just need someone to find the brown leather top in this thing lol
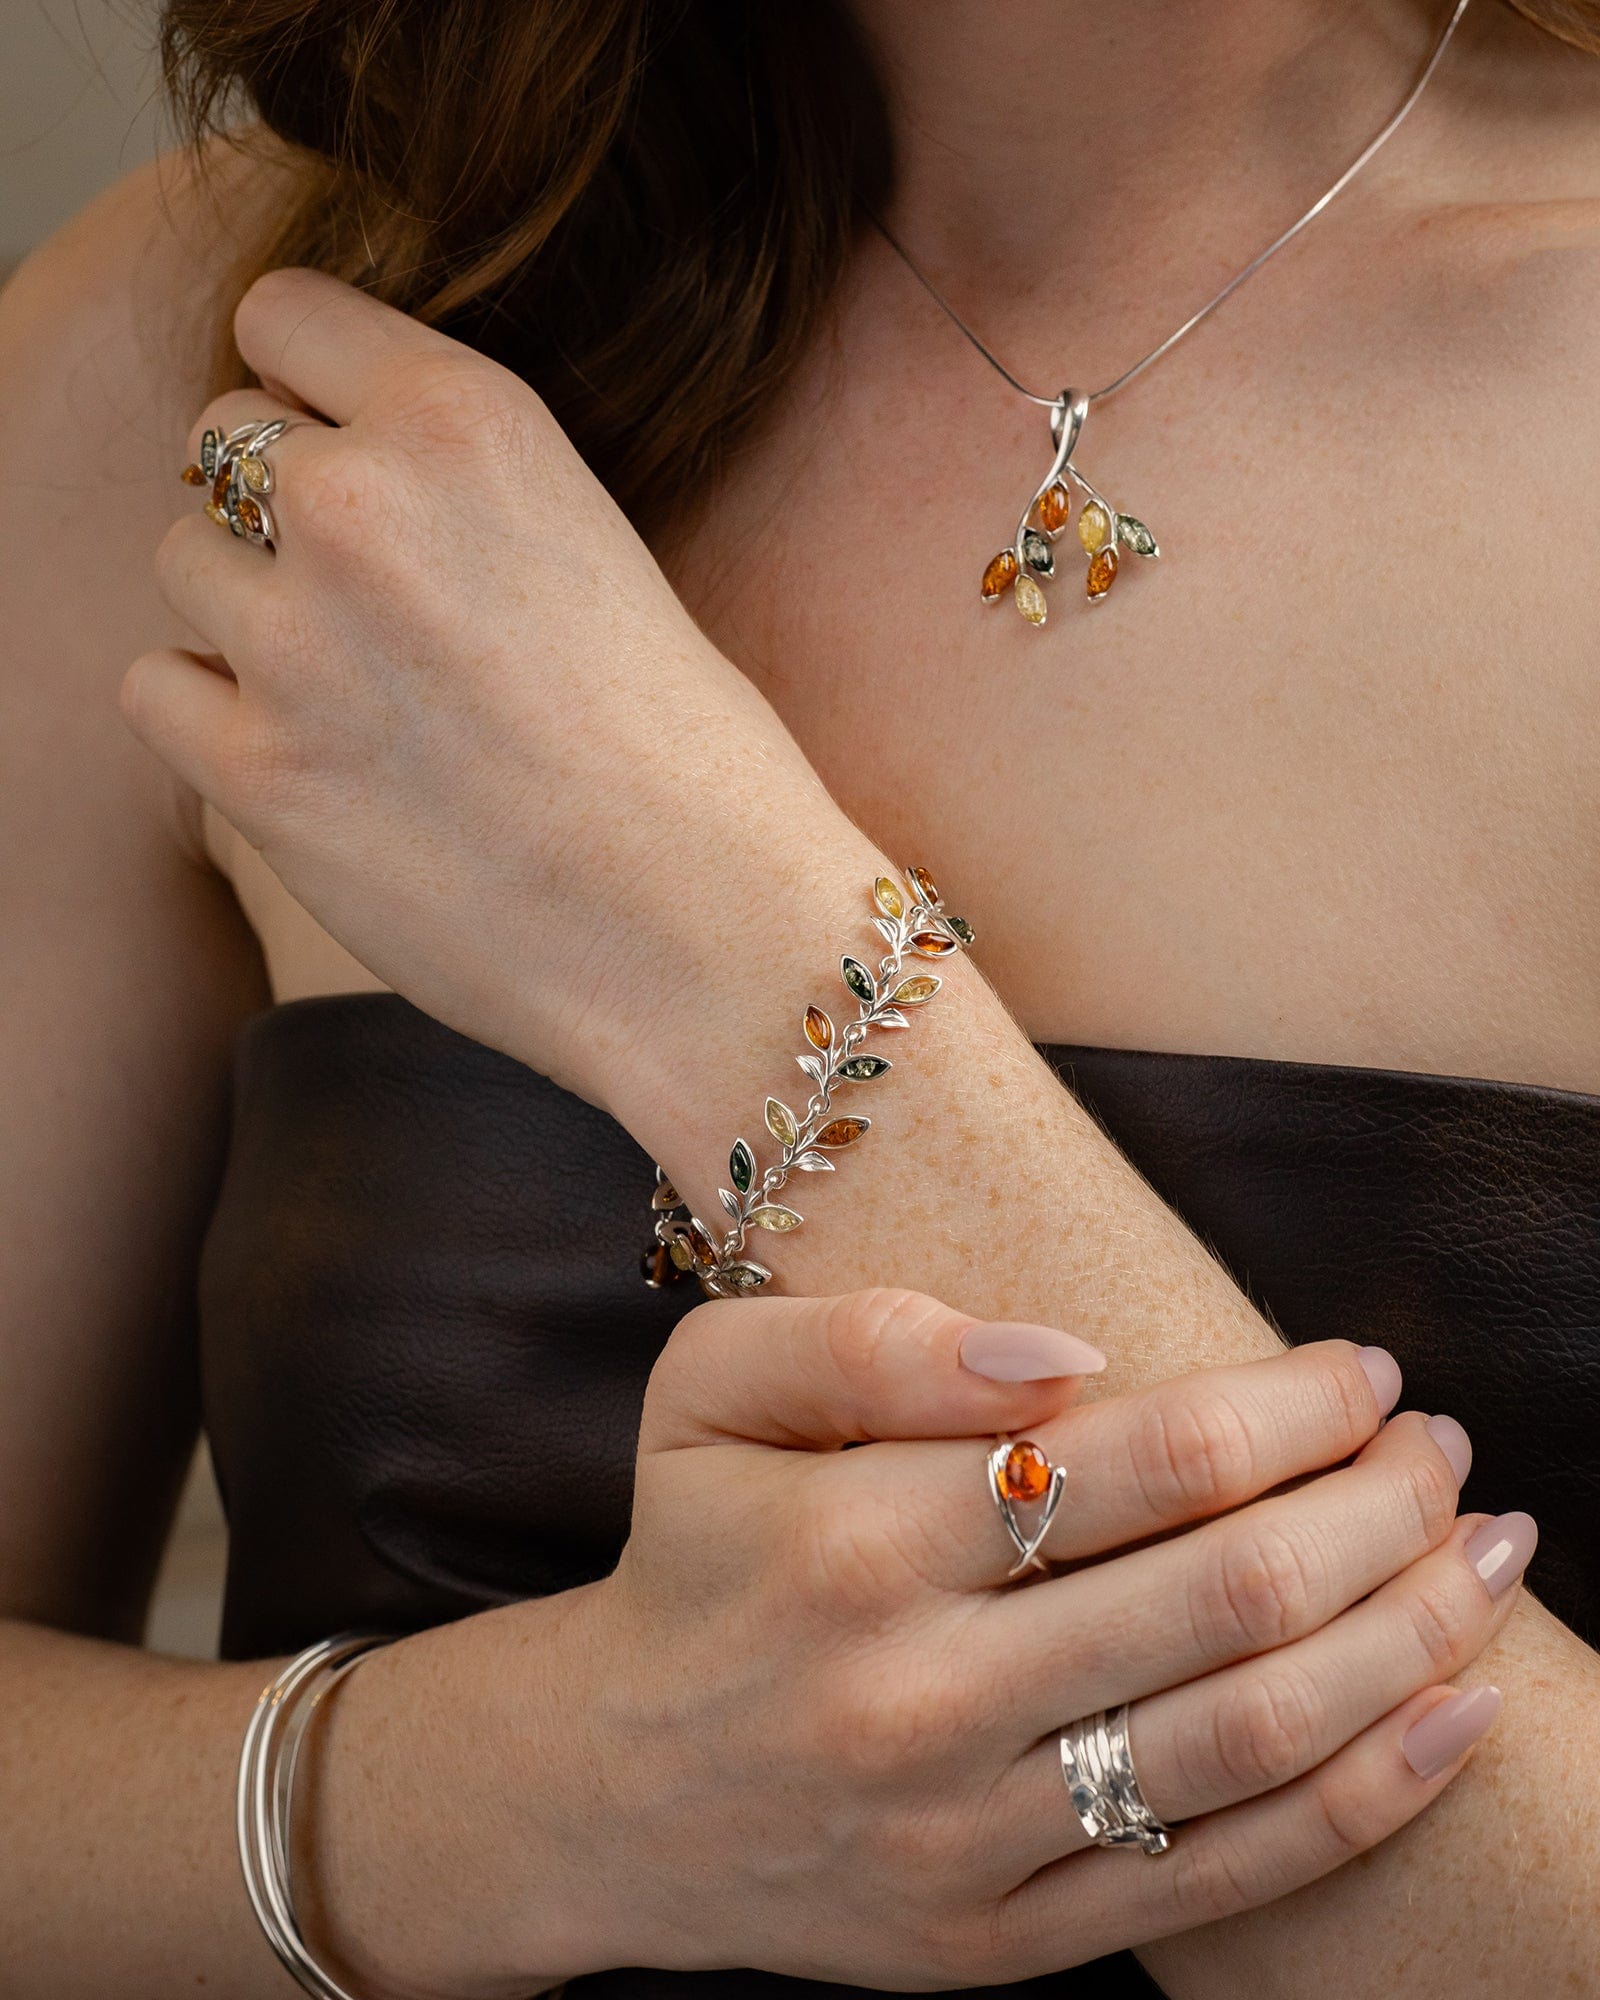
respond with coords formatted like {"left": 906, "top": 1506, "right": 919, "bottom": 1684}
{"left": 197, "top": 995, "right": 1600, "bottom": 1999}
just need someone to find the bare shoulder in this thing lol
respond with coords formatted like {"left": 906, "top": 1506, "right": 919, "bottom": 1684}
{"left": 1, "top": 133, "right": 300, "bottom": 473}
{"left": 0, "top": 134, "right": 301, "bottom": 839}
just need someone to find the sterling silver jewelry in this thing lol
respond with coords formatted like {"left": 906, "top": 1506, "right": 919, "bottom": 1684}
{"left": 182, "top": 417, "right": 294, "bottom": 551}
{"left": 642, "top": 865, "right": 975, "bottom": 1297}
{"left": 237, "top": 1631, "right": 394, "bottom": 1998}
{"left": 871, "top": 0, "right": 1472, "bottom": 623}
{"left": 986, "top": 1436, "right": 1067, "bottom": 1578}
{"left": 1059, "top": 1703, "right": 1174, "bottom": 1857}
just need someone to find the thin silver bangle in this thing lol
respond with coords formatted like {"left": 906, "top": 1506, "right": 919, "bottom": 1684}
{"left": 237, "top": 1632, "right": 395, "bottom": 1999}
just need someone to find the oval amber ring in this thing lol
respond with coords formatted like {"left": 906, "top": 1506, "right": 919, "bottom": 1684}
{"left": 986, "top": 1436, "right": 1066, "bottom": 1579}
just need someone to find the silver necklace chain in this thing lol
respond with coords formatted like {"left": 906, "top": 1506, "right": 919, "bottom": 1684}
{"left": 872, "top": 0, "right": 1471, "bottom": 412}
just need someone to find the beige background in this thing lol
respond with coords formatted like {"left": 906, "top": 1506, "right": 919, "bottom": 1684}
{"left": 2, "top": 1, "right": 226, "bottom": 1659}
{"left": 0, "top": 2, "right": 167, "bottom": 265}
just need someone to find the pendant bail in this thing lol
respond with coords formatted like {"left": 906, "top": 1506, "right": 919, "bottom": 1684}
{"left": 1050, "top": 390, "right": 1089, "bottom": 461}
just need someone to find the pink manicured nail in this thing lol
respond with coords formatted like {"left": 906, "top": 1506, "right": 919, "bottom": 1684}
{"left": 1426, "top": 1413, "right": 1472, "bottom": 1485}
{"left": 960, "top": 1321, "right": 1107, "bottom": 1380}
{"left": 1402, "top": 1684, "right": 1502, "bottom": 1780}
{"left": 1464, "top": 1511, "right": 1538, "bottom": 1599}
{"left": 1357, "top": 1346, "right": 1402, "bottom": 1416}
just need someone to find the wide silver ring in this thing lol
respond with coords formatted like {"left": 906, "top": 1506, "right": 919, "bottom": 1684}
{"left": 1059, "top": 1702, "right": 1173, "bottom": 1856}
{"left": 986, "top": 1436, "right": 1066, "bottom": 1578}
{"left": 183, "top": 417, "right": 297, "bottom": 552}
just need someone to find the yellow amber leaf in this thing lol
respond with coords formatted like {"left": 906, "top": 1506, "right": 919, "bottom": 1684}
{"left": 891, "top": 974, "right": 941, "bottom": 1004}
{"left": 765, "top": 1097, "right": 798, "bottom": 1146}
{"left": 749, "top": 1203, "right": 803, "bottom": 1232}
{"left": 873, "top": 875, "right": 905, "bottom": 919}
{"left": 1086, "top": 546, "right": 1119, "bottom": 600}
{"left": 804, "top": 1005, "right": 833, "bottom": 1050}
{"left": 1014, "top": 573, "right": 1048, "bottom": 625}
{"left": 1077, "top": 502, "right": 1110, "bottom": 554}
{"left": 668, "top": 1236, "right": 693, "bottom": 1270}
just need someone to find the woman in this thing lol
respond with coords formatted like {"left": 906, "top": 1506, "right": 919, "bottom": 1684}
{"left": 1, "top": 0, "right": 1596, "bottom": 1993}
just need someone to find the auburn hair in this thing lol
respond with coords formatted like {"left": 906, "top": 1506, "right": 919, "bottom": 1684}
{"left": 161, "top": 0, "right": 1593, "bottom": 530}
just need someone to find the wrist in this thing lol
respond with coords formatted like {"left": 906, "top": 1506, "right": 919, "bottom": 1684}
{"left": 294, "top": 1584, "right": 628, "bottom": 1999}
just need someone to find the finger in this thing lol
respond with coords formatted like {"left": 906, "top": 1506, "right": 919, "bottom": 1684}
{"left": 994, "top": 1681, "right": 1503, "bottom": 1975}
{"left": 981, "top": 1506, "right": 1531, "bottom": 1885}
{"left": 639, "top": 1288, "right": 1105, "bottom": 1456}
{"left": 989, "top": 1408, "right": 1466, "bottom": 1737}
{"left": 154, "top": 511, "right": 272, "bottom": 660}
{"left": 120, "top": 647, "right": 251, "bottom": 807}
{"left": 885, "top": 1337, "right": 1398, "bottom": 1594}
{"left": 233, "top": 267, "right": 454, "bottom": 425}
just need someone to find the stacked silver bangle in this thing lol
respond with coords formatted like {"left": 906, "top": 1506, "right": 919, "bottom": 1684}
{"left": 1058, "top": 1703, "right": 1174, "bottom": 1857}
{"left": 237, "top": 1632, "right": 394, "bottom": 1998}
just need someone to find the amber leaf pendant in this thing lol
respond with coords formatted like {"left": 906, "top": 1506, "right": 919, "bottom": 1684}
{"left": 980, "top": 390, "right": 1159, "bottom": 626}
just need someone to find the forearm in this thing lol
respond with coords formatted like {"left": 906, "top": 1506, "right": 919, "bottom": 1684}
{"left": 580, "top": 819, "right": 1599, "bottom": 1994}
{"left": 0, "top": 1619, "right": 299, "bottom": 1994}
{"left": 0, "top": 1605, "right": 596, "bottom": 1999}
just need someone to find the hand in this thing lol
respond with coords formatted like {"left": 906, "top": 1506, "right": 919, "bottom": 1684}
{"left": 122, "top": 267, "right": 839, "bottom": 1107}
{"left": 347, "top": 1290, "right": 1520, "bottom": 1994}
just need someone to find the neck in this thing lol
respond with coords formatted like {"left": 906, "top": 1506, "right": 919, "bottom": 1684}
{"left": 852, "top": 0, "right": 1468, "bottom": 294}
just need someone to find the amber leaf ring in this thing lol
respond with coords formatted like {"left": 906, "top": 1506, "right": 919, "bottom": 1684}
{"left": 181, "top": 418, "right": 292, "bottom": 553}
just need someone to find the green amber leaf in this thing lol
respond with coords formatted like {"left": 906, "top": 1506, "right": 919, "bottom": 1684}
{"left": 839, "top": 1054, "right": 891, "bottom": 1081}
{"left": 748, "top": 1203, "right": 803, "bottom": 1232}
{"left": 200, "top": 428, "right": 219, "bottom": 478}
{"left": 765, "top": 1097, "right": 798, "bottom": 1146}
{"left": 721, "top": 1260, "right": 772, "bottom": 1293}
{"left": 945, "top": 915, "right": 976, "bottom": 946}
{"left": 729, "top": 1138, "right": 756, "bottom": 1193}
{"left": 841, "top": 956, "right": 876, "bottom": 1004}
{"left": 1116, "top": 514, "right": 1160, "bottom": 559}
{"left": 1021, "top": 528, "right": 1055, "bottom": 577}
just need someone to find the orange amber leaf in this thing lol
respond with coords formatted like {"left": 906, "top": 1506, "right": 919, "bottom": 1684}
{"left": 804, "top": 1005, "right": 833, "bottom": 1050}
{"left": 1037, "top": 482, "right": 1071, "bottom": 535}
{"left": 1086, "top": 547, "right": 1119, "bottom": 600}
{"left": 814, "top": 1117, "right": 869, "bottom": 1148}
{"left": 1002, "top": 1441, "right": 1052, "bottom": 1502}
{"left": 237, "top": 497, "right": 265, "bottom": 536}
{"left": 981, "top": 549, "right": 1019, "bottom": 601}
{"left": 180, "top": 462, "right": 207, "bottom": 487}
{"left": 908, "top": 865, "right": 940, "bottom": 906}
{"left": 910, "top": 930, "right": 957, "bottom": 957}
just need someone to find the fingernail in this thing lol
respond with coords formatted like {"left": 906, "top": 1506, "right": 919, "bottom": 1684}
{"left": 1464, "top": 1511, "right": 1538, "bottom": 1599}
{"left": 1425, "top": 1413, "right": 1472, "bottom": 1486}
{"left": 1357, "top": 1346, "right": 1403, "bottom": 1416}
{"left": 1402, "top": 1684, "right": 1502, "bottom": 1780}
{"left": 960, "top": 1321, "right": 1107, "bottom": 1380}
